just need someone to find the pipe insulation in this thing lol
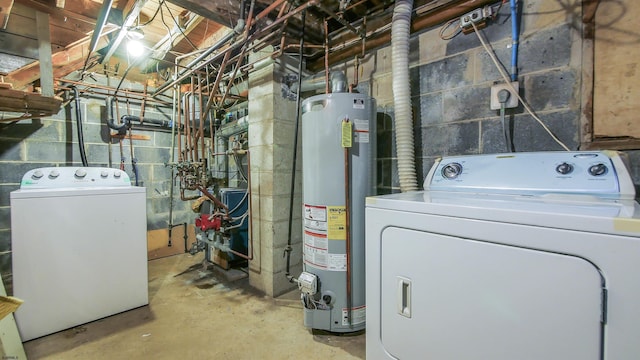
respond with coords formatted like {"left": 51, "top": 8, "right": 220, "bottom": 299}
{"left": 391, "top": 0, "right": 418, "bottom": 192}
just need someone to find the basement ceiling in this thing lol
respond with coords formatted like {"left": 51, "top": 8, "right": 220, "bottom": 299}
{"left": 0, "top": 0, "right": 493, "bottom": 92}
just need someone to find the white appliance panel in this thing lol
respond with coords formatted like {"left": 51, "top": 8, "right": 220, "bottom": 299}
{"left": 380, "top": 227, "right": 602, "bottom": 360}
{"left": 11, "top": 182, "right": 148, "bottom": 341}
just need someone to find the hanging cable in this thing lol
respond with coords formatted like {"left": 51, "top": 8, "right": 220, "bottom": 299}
{"left": 69, "top": 86, "right": 89, "bottom": 166}
{"left": 470, "top": 21, "right": 570, "bottom": 151}
{"left": 285, "top": 9, "right": 306, "bottom": 283}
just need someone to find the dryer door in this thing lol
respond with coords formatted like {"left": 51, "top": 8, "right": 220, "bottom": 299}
{"left": 380, "top": 227, "right": 603, "bottom": 360}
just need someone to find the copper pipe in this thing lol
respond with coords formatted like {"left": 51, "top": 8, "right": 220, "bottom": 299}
{"left": 177, "top": 85, "right": 183, "bottom": 162}
{"left": 253, "top": 0, "right": 286, "bottom": 23}
{"left": 316, "top": 3, "right": 363, "bottom": 37}
{"left": 191, "top": 77, "right": 198, "bottom": 162}
{"left": 344, "top": 132, "right": 352, "bottom": 326}
{"left": 180, "top": 188, "right": 200, "bottom": 201}
{"left": 308, "top": 0, "right": 496, "bottom": 71}
{"left": 55, "top": 79, "right": 170, "bottom": 105}
{"left": 220, "top": 44, "right": 248, "bottom": 107}
{"left": 196, "top": 185, "right": 230, "bottom": 217}
{"left": 198, "top": 73, "right": 205, "bottom": 162}
{"left": 324, "top": 19, "right": 330, "bottom": 94}
{"left": 277, "top": 0, "right": 288, "bottom": 17}
{"left": 243, "top": 0, "right": 256, "bottom": 39}
{"left": 184, "top": 92, "right": 192, "bottom": 162}
{"left": 202, "top": 50, "right": 232, "bottom": 123}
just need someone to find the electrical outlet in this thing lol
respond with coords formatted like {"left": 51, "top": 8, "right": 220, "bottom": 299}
{"left": 460, "top": 8, "right": 484, "bottom": 28}
{"left": 490, "top": 81, "right": 519, "bottom": 110}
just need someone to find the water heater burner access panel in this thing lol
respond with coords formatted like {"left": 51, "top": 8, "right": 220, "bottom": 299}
{"left": 424, "top": 151, "right": 635, "bottom": 199}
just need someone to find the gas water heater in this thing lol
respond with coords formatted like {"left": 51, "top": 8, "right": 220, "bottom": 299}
{"left": 299, "top": 92, "right": 376, "bottom": 332}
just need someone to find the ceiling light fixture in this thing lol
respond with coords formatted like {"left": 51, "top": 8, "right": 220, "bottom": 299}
{"left": 126, "top": 27, "right": 145, "bottom": 40}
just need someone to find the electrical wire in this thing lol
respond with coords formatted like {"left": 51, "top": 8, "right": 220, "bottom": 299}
{"left": 138, "top": 0, "right": 164, "bottom": 27}
{"left": 439, "top": 17, "right": 462, "bottom": 40}
{"left": 162, "top": 1, "right": 198, "bottom": 50}
{"left": 470, "top": 21, "right": 570, "bottom": 151}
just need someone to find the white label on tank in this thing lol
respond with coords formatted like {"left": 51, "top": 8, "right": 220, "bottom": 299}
{"left": 304, "top": 218, "right": 327, "bottom": 232}
{"left": 353, "top": 98, "right": 365, "bottom": 109}
{"left": 354, "top": 131, "right": 369, "bottom": 143}
{"left": 342, "top": 305, "right": 366, "bottom": 326}
{"left": 304, "top": 204, "right": 327, "bottom": 222}
{"left": 353, "top": 119, "right": 369, "bottom": 143}
{"left": 304, "top": 230, "right": 328, "bottom": 269}
{"left": 328, "top": 253, "right": 347, "bottom": 271}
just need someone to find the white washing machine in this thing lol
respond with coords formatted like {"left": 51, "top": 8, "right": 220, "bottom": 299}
{"left": 10, "top": 167, "right": 148, "bottom": 341}
{"left": 365, "top": 151, "right": 640, "bottom": 360}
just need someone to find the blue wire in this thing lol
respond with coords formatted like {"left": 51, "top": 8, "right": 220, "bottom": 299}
{"left": 510, "top": 0, "right": 519, "bottom": 82}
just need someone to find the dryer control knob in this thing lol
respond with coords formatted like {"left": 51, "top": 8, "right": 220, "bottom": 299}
{"left": 32, "top": 170, "right": 44, "bottom": 179}
{"left": 441, "top": 163, "right": 463, "bottom": 179}
{"left": 75, "top": 168, "right": 88, "bottom": 178}
{"left": 100, "top": 170, "right": 109, "bottom": 178}
{"left": 589, "top": 163, "right": 608, "bottom": 177}
{"left": 49, "top": 170, "right": 60, "bottom": 178}
{"left": 113, "top": 171, "right": 122, "bottom": 178}
{"left": 555, "top": 162, "right": 573, "bottom": 175}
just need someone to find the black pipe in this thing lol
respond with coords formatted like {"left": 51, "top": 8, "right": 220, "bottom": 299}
{"left": 285, "top": 10, "right": 306, "bottom": 282}
{"left": 106, "top": 96, "right": 130, "bottom": 135}
{"left": 70, "top": 86, "right": 89, "bottom": 166}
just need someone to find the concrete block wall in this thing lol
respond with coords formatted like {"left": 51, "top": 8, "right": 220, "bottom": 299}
{"left": 335, "top": 0, "right": 590, "bottom": 191}
{"left": 248, "top": 53, "right": 303, "bottom": 297}
{"left": 0, "top": 79, "right": 193, "bottom": 294}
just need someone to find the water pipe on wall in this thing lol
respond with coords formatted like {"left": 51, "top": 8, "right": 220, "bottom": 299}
{"left": 510, "top": 0, "right": 519, "bottom": 81}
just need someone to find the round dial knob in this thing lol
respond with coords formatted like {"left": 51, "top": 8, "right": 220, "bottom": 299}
{"left": 49, "top": 170, "right": 60, "bottom": 178}
{"left": 555, "top": 162, "right": 573, "bottom": 175}
{"left": 588, "top": 163, "right": 608, "bottom": 176}
{"left": 74, "top": 168, "right": 87, "bottom": 178}
{"left": 100, "top": 170, "right": 109, "bottom": 178}
{"left": 113, "top": 171, "right": 122, "bottom": 178}
{"left": 31, "top": 170, "right": 44, "bottom": 179}
{"left": 441, "top": 162, "right": 463, "bottom": 179}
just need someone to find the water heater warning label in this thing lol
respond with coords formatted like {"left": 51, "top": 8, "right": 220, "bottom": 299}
{"left": 304, "top": 204, "right": 327, "bottom": 232}
{"left": 304, "top": 230, "right": 328, "bottom": 269}
{"left": 342, "top": 305, "right": 366, "bottom": 326}
{"left": 353, "top": 119, "right": 369, "bottom": 143}
{"left": 327, "top": 206, "right": 346, "bottom": 240}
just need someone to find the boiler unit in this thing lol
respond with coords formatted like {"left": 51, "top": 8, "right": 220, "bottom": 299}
{"left": 299, "top": 92, "right": 376, "bottom": 332}
{"left": 366, "top": 151, "right": 640, "bottom": 359}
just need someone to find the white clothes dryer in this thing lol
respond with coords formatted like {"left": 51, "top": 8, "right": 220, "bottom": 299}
{"left": 365, "top": 151, "right": 640, "bottom": 360}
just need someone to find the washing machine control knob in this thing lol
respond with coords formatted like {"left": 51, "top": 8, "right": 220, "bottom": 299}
{"left": 75, "top": 168, "right": 87, "bottom": 178}
{"left": 100, "top": 170, "right": 109, "bottom": 178}
{"left": 589, "top": 163, "right": 608, "bottom": 177}
{"left": 49, "top": 170, "right": 60, "bottom": 178}
{"left": 555, "top": 162, "right": 573, "bottom": 175}
{"left": 441, "top": 162, "right": 463, "bottom": 179}
{"left": 113, "top": 171, "right": 122, "bottom": 178}
{"left": 32, "top": 170, "right": 44, "bottom": 179}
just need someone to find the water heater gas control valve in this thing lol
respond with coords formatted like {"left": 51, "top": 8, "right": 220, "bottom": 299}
{"left": 298, "top": 272, "right": 318, "bottom": 295}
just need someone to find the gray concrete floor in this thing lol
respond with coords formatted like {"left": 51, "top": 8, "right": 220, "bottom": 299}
{"left": 24, "top": 253, "right": 365, "bottom": 359}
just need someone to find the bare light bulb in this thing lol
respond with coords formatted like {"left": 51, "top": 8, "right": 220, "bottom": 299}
{"left": 127, "top": 40, "right": 144, "bottom": 57}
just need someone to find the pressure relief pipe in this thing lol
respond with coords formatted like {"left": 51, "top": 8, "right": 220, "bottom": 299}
{"left": 510, "top": 0, "right": 519, "bottom": 82}
{"left": 391, "top": 0, "right": 418, "bottom": 192}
